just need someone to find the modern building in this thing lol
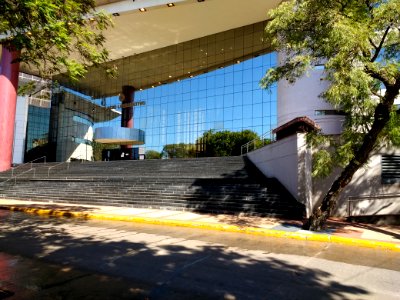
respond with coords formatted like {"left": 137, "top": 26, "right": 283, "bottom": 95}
{"left": 12, "top": 73, "right": 51, "bottom": 164}
{"left": 12, "top": 0, "right": 283, "bottom": 163}
{"left": 1, "top": 0, "right": 399, "bottom": 219}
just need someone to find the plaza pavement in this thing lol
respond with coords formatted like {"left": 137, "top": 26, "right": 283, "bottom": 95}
{"left": 0, "top": 198, "right": 399, "bottom": 252}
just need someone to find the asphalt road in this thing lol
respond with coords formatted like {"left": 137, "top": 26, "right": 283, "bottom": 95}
{"left": 0, "top": 210, "right": 399, "bottom": 299}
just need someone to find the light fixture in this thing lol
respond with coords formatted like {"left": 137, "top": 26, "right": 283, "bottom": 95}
{"left": 197, "top": 0, "right": 205, "bottom": 2}
{"left": 139, "top": 7, "right": 146, "bottom": 12}
{"left": 167, "top": 3, "right": 175, "bottom": 7}
{"left": 112, "top": 12, "right": 120, "bottom": 16}
{"left": 168, "top": 75, "right": 172, "bottom": 78}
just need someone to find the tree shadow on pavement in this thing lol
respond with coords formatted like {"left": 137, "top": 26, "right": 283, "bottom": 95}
{"left": 327, "top": 219, "right": 400, "bottom": 241}
{"left": 0, "top": 211, "right": 372, "bottom": 300}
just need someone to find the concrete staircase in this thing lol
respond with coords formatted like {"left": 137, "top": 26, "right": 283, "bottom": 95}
{"left": 0, "top": 157, "right": 305, "bottom": 219}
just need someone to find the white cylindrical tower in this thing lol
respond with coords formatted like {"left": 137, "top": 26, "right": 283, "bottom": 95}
{"left": 277, "top": 53, "right": 344, "bottom": 135}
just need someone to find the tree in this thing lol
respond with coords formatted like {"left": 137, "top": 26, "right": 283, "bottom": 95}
{"left": 261, "top": 0, "right": 400, "bottom": 231}
{"left": 0, "top": 1, "right": 113, "bottom": 171}
{"left": 145, "top": 150, "right": 161, "bottom": 159}
{"left": 0, "top": 0, "right": 113, "bottom": 80}
{"left": 197, "top": 129, "right": 264, "bottom": 157}
{"left": 161, "top": 143, "right": 197, "bottom": 159}
{"left": 92, "top": 142, "right": 119, "bottom": 161}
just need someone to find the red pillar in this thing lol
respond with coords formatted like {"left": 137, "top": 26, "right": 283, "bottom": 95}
{"left": 120, "top": 85, "right": 135, "bottom": 128}
{"left": 120, "top": 86, "right": 135, "bottom": 156}
{"left": 0, "top": 45, "right": 20, "bottom": 172}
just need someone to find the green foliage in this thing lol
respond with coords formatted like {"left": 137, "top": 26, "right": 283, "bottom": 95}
{"left": 160, "top": 130, "right": 264, "bottom": 159}
{"left": 262, "top": 0, "right": 400, "bottom": 178}
{"left": 197, "top": 129, "right": 266, "bottom": 157}
{"left": 17, "top": 81, "right": 37, "bottom": 95}
{"left": 92, "top": 142, "right": 118, "bottom": 161}
{"left": 161, "top": 143, "right": 197, "bottom": 159}
{"left": 145, "top": 150, "right": 161, "bottom": 159}
{"left": 0, "top": 0, "right": 113, "bottom": 80}
{"left": 384, "top": 110, "right": 400, "bottom": 146}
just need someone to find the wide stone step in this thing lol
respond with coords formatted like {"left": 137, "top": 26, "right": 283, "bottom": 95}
{"left": 0, "top": 156, "right": 305, "bottom": 219}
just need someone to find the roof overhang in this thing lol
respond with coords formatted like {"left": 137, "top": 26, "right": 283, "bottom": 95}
{"left": 93, "top": 0, "right": 281, "bottom": 61}
{"left": 4, "top": 0, "right": 282, "bottom": 95}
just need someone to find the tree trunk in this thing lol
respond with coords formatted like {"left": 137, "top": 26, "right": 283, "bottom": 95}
{"left": 303, "top": 86, "right": 400, "bottom": 231}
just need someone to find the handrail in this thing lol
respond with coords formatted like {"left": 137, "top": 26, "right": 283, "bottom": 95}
{"left": 347, "top": 194, "right": 400, "bottom": 217}
{"left": 48, "top": 161, "right": 70, "bottom": 177}
{"left": 240, "top": 130, "right": 275, "bottom": 156}
{"left": 348, "top": 194, "right": 400, "bottom": 201}
{"left": 1, "top": 168, "right": 35, "bottom": 186}
{"left": 11, "top": 156, "right": 46, "bottom": 177}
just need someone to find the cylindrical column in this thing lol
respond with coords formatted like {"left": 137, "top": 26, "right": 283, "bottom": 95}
{"left": 120, "top": 86, "right": 135, "bottom": 157}
{"left": 0, "top": 45, "right": 20, "bottom": 172}
{"left": 121, "top": 85, "right": 135, "bottom": 128}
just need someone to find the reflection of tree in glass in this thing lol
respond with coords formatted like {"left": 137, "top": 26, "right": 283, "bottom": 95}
{"left": 161, "top": 143, "right": 197, "bottom": 159}
{"left": 197, "top": 129, "right": 270, "bottom": 157}
{"left": 160, "top": 130, "right": 269, "bottom": 158}
{"left": 145, "top": 150, "right": 162, "bottom": 159}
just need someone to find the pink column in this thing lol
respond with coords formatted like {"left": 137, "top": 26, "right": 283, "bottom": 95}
{"left": 0, "top": 45, "right": 20, "bottom": 172}
{"left": 120, "top": 85, "right": 135, "bottom": 128}
{"left": 120, "top": 86, "right": 135, "bottom": 157}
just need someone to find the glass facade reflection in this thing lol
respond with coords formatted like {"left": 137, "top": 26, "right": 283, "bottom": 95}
{"left": 92, "top": 52, "right": 277, "bottom": 155}
{"left": 24, "top": 105, "right": 50, "bottom": 161}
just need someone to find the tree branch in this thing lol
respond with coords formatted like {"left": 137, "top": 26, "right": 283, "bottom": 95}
{"left": 370, "top": 25, "right": 391, "bottom": 62}
{"left": 365, "top": 67, "right": 391, "bottom": 87}
{"left": 368, "top": 38, "right": 378, "bottom": 50}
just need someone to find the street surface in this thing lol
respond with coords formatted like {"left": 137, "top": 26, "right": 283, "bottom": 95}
{"left": 0, "top": 210, "right": 399, "bottom": 299}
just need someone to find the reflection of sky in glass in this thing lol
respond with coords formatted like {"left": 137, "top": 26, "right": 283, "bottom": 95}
{"left": 26, "top": 106, "right": 50, "bottom": 151}
{"left": 95, "top": 52, "right": 277, "bottom": 152}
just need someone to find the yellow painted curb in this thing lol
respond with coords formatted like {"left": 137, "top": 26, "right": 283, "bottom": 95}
{"left": 2, "top": 205, "right": 400, "bottom": 252}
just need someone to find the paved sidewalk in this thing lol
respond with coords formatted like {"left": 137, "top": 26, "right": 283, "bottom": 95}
{"left": 0, "top": 198, "right": 399, "bottom": 251}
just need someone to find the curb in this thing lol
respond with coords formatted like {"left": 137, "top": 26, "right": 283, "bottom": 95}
{"left": 2, "top": 205, "right": 400, "bottom": 252}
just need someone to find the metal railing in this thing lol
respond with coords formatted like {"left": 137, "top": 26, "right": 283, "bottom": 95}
{"left": 348, "top": 194, "right": 400, "bottom": 217}
{"left": 47, "top": 161, "right": 70, "bottom": 177}
{"left": 240, "top": 130, "right": 275, "bottom": 156}
{"left": 11, "top": 156, "right": 46, "bottom": 177}
{"left": 1, "top": 168, "right": 36, "bottom": 186}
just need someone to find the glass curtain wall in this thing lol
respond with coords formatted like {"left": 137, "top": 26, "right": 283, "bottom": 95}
{"left": 24, "top": 105, "right": 50, "bottom": 162}
{"left": 94, "top": 52, "right": 277, "bottom": 157}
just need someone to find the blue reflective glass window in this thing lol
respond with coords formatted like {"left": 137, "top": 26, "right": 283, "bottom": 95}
{"left": 253, "top": 90, "right": 263, "bottom": 104}
{"left": 233, "top": 106, "right": 242, "bottom": 120}
{"left": 224, "top": 94, "right": 234, "bottom": 107}
{"left": 224, "top": 107, "right": 233, "bottom": 121}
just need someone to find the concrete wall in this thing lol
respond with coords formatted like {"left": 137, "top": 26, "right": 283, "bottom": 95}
{"left": 247, "top": 133, "right": 313, "bottom": 215}
{"left": 12, "top": 96, "right": 29, "bottom": 164}
{"left": 248, "top": 134, "right": 400, "bottom": 218}
{"left": 313, "top": 148, "right": 400, "bottom": 217}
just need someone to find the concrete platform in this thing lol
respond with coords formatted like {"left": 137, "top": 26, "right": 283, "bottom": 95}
{"left": 0, "top": 198, "right": 399, "bottom": 252}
